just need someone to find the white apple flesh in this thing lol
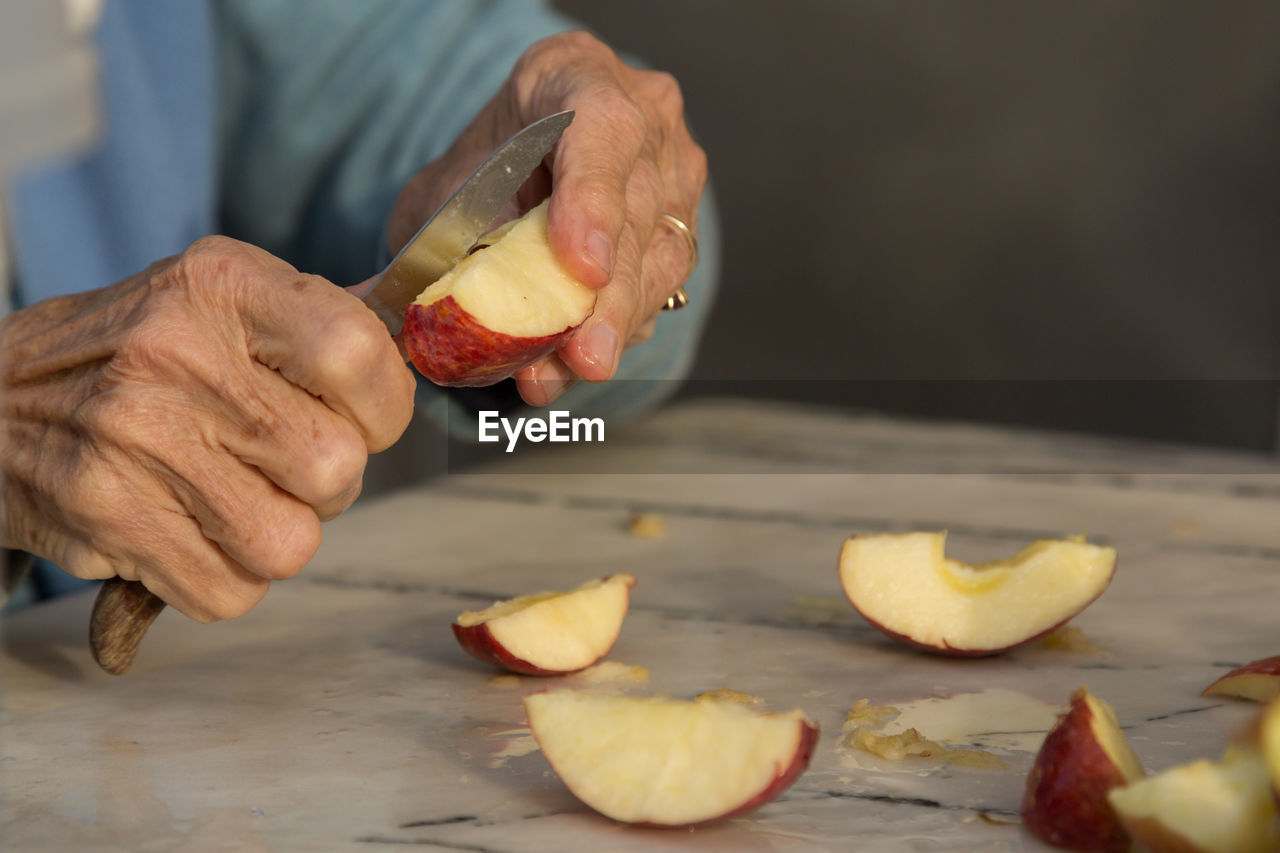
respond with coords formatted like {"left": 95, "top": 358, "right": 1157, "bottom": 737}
{"left": 403, "top": 200, "right": 597, "bottom": 386}
{"left": 1107, "top": 747, "right": 1280, "bottom": 853}
{"left": 452, "top": 574, "right": 635, "bottom": 676}
{"left": 1022, "top": 687, "right": 1145, "bottom": 852}
{"left": 524, "top": 690, "right": 818, "bottom": 827}
{"left": 1264, "top": 698, "right": 1280, "bottom": 803}
{"left": 838, "top": 532, "right": 1117, "bottom": 655}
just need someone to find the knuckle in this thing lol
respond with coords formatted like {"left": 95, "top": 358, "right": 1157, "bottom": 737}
{"left": 529, "top": 29, "right": 611, "bottom": 64}
{"left": 117, "top": 322, "right": 193, "bottom": 382}
{"left": 72, "top": 390, "right": 168, "bottom": 461}
{"left": 558, "top": 29, "right": 611, "bottom": 55}
{"left": 685, "top": 140, "right": 709, "bottom": 189}
{"left": 202, "top": 580, "right": 269, "bottom": 623}
{"left": 312, "top": 310, "right": 387, "bottom": 384}
{"left": 643, "top": 70, "right": 684, "bottom": 115}
{"left": 249, "top": 508, "right": 322, "bottom": 580}
{"left": 304, "top": 426, "right": 367, "bottom": 508}
{"left": 173, "top": 235, "right": 245, "bottom": 282}
{"left": 513, "top": 30, "right": 603, "bottom": 88}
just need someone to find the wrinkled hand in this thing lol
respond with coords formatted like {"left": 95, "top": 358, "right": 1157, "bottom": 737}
{"left": 0, "top": 237, "right": 415, "bottom": 621}
{"left": 388, "top": 30, "right": 708, "bottom": 405}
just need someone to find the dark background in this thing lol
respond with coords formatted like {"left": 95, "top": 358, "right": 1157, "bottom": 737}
{"left": 553, "top": 0, "right": 1280, "bottom": 450}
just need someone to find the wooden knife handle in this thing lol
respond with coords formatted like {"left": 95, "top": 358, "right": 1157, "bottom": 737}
{"left": 89, "top": 577, "right": 166, "bottom": 675}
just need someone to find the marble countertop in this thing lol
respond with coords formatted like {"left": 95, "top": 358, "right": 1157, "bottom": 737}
{"left": 4, "top": 399, "right": 1279, "bottom": 851}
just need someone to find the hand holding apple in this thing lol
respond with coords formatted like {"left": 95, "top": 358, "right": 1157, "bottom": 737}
{"left": 386, "top": 30, "right": 708, "bottom": 404}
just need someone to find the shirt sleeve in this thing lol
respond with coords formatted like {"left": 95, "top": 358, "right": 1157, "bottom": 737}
{"left": 213, "top": 0, "right": 719, "bottom": 429}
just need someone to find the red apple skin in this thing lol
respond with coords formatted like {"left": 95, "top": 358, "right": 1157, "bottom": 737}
{"left": 859, "top": 611, "right": 1085, "bottom": 657}
{"left": 631, "top": 719, "right": 820, "bottom": 829}
{"left": 1022, "top": 689, "right": 1137, "bottom": 853}
{"left": 451, "top": 575, "right": 635, "bottom": 676}
{"left": 451, "top": 622, "right": 567, "bottom": 676}
{"left": 523, "top": 691, "right": 820, "bottom": 829}
{"left": 450, "top": 621, "right": 623, "bottom": 676}
{"left": 1202, "top": 655, "right": 1280, "bottom": 702}
{"left": 403, "top": 296, "right": 579, "bottom": 387}
{"left": 840, "top": 537, "right": 1117, "bottom": 657}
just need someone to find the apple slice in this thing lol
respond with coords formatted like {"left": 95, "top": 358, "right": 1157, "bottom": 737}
{"left": 452, "top": 574, "right": 635, "bottom": 675}
{"left": 1108, "top": 747, "right": 1280, "bottom": 853}
{"left": 524, "top": 689, "right": 818, "bottom": 827}
{"left": 1264, "top": 698, "right": 1280, "bottom": 802}
{"left": 1022, "top": 687, "right": 1145, "bottom": 852}
{"left": 403, "top": 200, "right": 597, "bottom": 386}
{"left": 1203, "top": 655, "right": 1280, "bottom": 703}
{"left": 838, "top": 532, "right": 1117, "bottom": 655}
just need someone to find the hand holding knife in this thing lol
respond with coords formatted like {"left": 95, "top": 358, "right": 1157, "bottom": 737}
{"left": 90, "top": 111, "right": 575, "bottom": 675}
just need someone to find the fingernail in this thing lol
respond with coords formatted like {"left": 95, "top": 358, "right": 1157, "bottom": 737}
{"left": 586, "top": 230, "right": 613, "bottom": 276}
{"left": 582, "top": 324, "right": 620, "bottom": 374}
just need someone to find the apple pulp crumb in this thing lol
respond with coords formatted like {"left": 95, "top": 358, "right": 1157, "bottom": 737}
{"left": 696, "top": 688, "right": 765, "bottom": 707}
{"left": 488, "top": 674, "right": 521, "bottom": 687}
{"left": 848, "top": 728, "right": 1008, "bottom": 769}
{"left": 844, "top": 698, "right": 900, "bottom": 730}
{"left": 1038, "top": 625, "right": 1111, "bottom": 656}
{"left": 626, "top": 512, "right": 667, "bottom": 539}
{"left": 841, "top": 699, "right": 1008, "bottom": 770}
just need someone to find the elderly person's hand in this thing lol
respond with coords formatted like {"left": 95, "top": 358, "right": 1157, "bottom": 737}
{"left": 0, "top": 237, "right": 415, "bottom": 621}
{"left": 387, "top": 30, "right": 708, "bottom": 405}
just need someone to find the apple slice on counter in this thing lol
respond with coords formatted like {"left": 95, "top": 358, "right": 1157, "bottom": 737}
{"left": 403, "top": 200, "right": 597, "bottom": 386}
{"left": 524, "top": 690, "right": 818, "bottom": 827}
{"left": 1107, "top": 747, "right": 1280, "bottom": 853}
{"left": 1022, "top": 687, "right": 1144, "bottom": 853}
{"left": 838, "top": 531, "right": 1117, "bottom": 655}
{"left": 452, "top": 574, "right": 635, "bottom": 675}
{"left": 1202, "top": 655, "right": 1280, "bottom": 703}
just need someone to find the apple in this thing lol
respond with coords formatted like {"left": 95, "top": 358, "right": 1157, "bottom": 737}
{"left": 1108, "top": 747, "right": 1280, "bottom": 853}
{"left": 1203, "top": 655, "right": 1280, "bottom": 703}
{"left": 523, "top": 689, "right": 818, "bottom": 827}
{"left": 452, "top": 574, "right": 635, "bottom": 676}
{"left": 1021, "top": 687, "right": 1145, "bottom": 852}
{"left": 1264, "top": 698, "right": 1280, "bottom": 802}
{"left": 837, "top": 531, "right": 1117, "bottom": 655}
{"left": 403, "top": 200, "right": 597, "bottom": 386}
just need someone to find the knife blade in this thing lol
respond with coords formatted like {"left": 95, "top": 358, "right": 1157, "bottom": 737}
{"left": 87, "top": 110, "right": 574, "bottom": 675}
{"left": 357, "top": 109, "right": 574, "bottom": 336}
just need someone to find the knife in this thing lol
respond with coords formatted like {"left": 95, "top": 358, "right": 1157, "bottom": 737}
{"left": 89, "top": 110, "right": 575, "bottom": 675}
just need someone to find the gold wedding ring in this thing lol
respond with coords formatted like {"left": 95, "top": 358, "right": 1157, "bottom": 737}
{"left": 658, "top": 212, "right": 697, "bottom": 311}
